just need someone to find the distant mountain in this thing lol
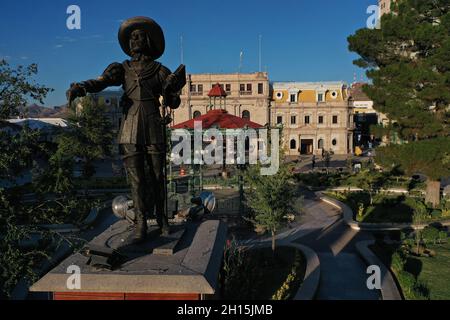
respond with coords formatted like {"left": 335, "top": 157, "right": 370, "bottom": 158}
{"left": 16, "top": 104, "right": 70, "bottom": 119}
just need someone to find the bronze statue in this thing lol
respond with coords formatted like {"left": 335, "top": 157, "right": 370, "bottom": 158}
{"left": 67, "top": 17, "right": 186, "bottom": 245}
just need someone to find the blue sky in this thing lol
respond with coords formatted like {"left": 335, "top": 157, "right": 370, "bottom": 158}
{"left": 0, "top": 0, "right": 375, "bottom": 107}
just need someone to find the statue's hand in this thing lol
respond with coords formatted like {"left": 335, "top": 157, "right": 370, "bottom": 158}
{"left": 66, "top": 82, "right": 87, "bottom": 104}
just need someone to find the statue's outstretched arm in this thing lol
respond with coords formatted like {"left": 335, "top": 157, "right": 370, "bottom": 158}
{"left": 66, "top": 63, "right": 124, "bottom": 103}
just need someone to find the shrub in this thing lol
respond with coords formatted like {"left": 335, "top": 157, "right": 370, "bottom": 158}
{"left": 438, "top": 231, "right": 448, "bottom": 243}
{"left": 391, "top": 251, "right": 406, "bottom": 273}
{"left": 430, "top": 210, "right": 442, "bottom": 219}
{"left": 403, "top": 238, "right": 415, "bottom": 247}
{"left": 442, "top": 209, "right": 450, "bottom": 218}
{"left": 422, "top": 226, "right": 441, "bottom": 245}
{"left": 413, "top": 280, "right": 430, "bottom": 300}
{"left": 397, "top": 270, "right": 417, "bottom": 300}
{"left": 272, "top": 251, "right": 303, "bottom": 300}
{"left": 357, "top": 203, "right": 365, "bottom": 221}
{"left": 396, "top": 270, "right": 429, "bottom": 300}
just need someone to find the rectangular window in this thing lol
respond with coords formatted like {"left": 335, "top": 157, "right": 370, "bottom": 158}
{"left": 197, "top": 84, "right": 203, "bottom": 93}
{"left": 247, "top": 84, "right": 252, "bottom": 92}
{"left": 240, "top": 84, "right": 245, "bottom": 92}
{"left": 291, "top": 116, "right": 297, "bottom": 125}
{"left": 226, "top": 84, "right": 231, "bottom": 92}
{"left": 333, "top": 115, "right": 338, "bottom": 124}
{"left": 290, "top": 94, "right": 296, "bottom": 103}
{"left": 277, "top": 116, "right": 283, "bottom": 124}
{"left": 258, "top": 83, "right": 263, "bottom": 94}
{"left": 318, "top": 116, "right": 324, "bottom": 124}
{"left": 190, "top": 84, "right": 196, "bottom": 92}
{"left": 317, "top": 93, "right": 324, "bottom": 102}
{"left": 305, "top": 116, "right": 310, "bottom": 124}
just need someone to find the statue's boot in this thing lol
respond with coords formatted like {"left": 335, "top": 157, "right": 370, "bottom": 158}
{"left": 157, "top": 215, "right": 171, "bottom": 236}
{"left": 123, "top": 214, "right": 147, "bottom": 246}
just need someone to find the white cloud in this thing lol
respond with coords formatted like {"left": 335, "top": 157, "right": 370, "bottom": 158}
{"left": 0, "top": 55, "right": 11, "bottom": 60}
{"left": 56, "top": 36, "right": 77, "bottom": 43}
{"left": 81, "top": 34, "right": 103, "bottom": 40}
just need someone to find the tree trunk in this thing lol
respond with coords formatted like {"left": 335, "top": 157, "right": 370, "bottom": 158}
{"left": 416, "top": 231, "right": 421, "bottom": 256}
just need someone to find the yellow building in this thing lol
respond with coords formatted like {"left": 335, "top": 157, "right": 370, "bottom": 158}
{"left": 271, "top": 82, "right": 354, "bottom": 156}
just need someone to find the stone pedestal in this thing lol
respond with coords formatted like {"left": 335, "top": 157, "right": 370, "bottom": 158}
{"left": 30, "top": 220, "right": 227, "bottom": 300}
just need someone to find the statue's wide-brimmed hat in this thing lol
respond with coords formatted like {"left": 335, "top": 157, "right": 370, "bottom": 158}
{"left": 118, "top": 16, "right": 165, "bottom": 59}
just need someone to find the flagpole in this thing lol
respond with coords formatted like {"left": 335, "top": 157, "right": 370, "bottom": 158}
{"left": 259, "top": 35, "right": 262, "bottom": 72}
{"left": 180, "top": 35, "right": 184, "bottom": 65}
{"left": 239, "top": 50, "right": 243, "bottom": 74}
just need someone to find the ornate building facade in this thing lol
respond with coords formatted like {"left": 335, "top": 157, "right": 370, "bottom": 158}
{"left": 271, "top": 82, "right": 354, "bottom": 156}
{"left": 176, "top": 72, "right": 271, "bottom": 127}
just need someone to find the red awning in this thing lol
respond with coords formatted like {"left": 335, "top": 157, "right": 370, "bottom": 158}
{"left": 171, "top": 109, "right": 264, "bottom": 130}
{"left": 208, "top": 83, "right": 227, "bottom": 97}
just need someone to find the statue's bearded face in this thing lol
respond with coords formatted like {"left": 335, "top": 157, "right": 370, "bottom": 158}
{"left": 130, "top": 29, "right": 151, "bottom": 55}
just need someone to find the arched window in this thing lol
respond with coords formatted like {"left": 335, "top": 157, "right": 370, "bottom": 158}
{"left": 290, "top": 139, "right": 297, "bottom": 150}
{"left": 242, "top": 110, "right": 250, "bottom": 120}
{"left": 318, "top": 139, "right": 324, "bottom": 149}
{"left": 193, "top": 111, "right": 201, "bottom": 119}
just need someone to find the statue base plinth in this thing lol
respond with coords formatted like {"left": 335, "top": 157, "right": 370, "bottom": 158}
{"left": 30, "top": 220, "right": 227, "bottom": 300}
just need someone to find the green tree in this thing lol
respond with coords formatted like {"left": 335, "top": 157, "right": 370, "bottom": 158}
{"left": 0, "top": 126, "right": 44, "bottom": 183}
{"left": 346, "top": 167, "right": 385, "bottom": 205}
{"left": 375, "top": 137, "right": 450, "bottom": 181}
{"left": 0, "top": 60, "right": 55, "bottom": 298}
{"left": 42, "top": 96, "right": 114, "bottom": 193}
{"left": 412, "top": 202, "right": 428, "bottom": 255}
{"left": 244, "top": 162, "right": 298, "bottom": 252}
{"left": 348, "top": 0, "right": 450, "bottom": 202}
{"left": 421, "top": 226, "right": 440, "bottom": 245}
{"left": 0, "top": 60, "right": 52, "bottom": 119}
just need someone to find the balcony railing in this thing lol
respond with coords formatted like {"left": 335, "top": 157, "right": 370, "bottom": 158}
{"left": 275, "top": 101, "right": 351, "bottom": 108}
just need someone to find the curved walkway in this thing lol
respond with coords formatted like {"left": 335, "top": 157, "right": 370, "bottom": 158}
{"left": 239, "top": 189, "right": 386, "bottom": 300}
{"left": 293, "top": 191, "right": 380, "bottom": 300}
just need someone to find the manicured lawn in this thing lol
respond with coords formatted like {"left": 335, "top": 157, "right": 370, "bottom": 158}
{"left": 415, "top": 243, "right": 450, "bottom": 300}
{"left": 363, "top": 196, "right": 415, "bottom": 223}
{"left": 371, "top": 241, "right": 450, "bottom": 300}
{"left": 326, "top": 191, "right": 447, "bottom": 223}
